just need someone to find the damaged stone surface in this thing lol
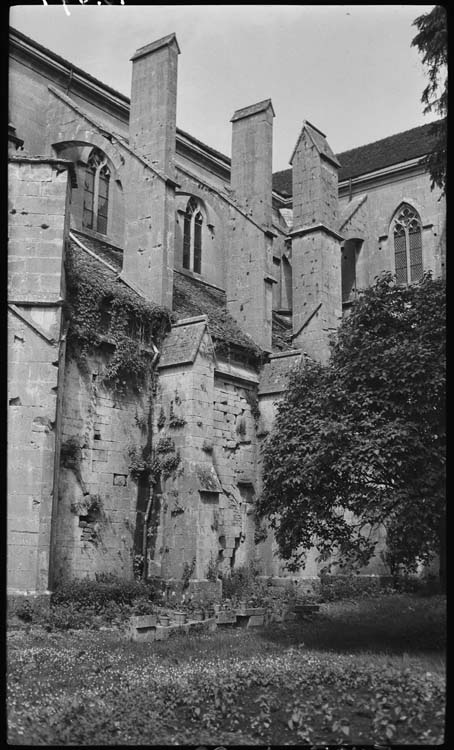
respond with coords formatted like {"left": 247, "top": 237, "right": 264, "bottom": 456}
{"left": 7, "top": 159, "right": 71, "bottom": 594}
{"left": 8, "top": 27, "right": 446, "bottom": 594}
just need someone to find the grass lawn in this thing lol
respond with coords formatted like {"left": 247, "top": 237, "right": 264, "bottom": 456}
{"left": 7, "top": 593, "right": 446, "bottom": 745}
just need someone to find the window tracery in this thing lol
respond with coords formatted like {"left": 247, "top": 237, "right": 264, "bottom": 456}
{"left": 82, "top": 148, "right": 110, "bottom": 235}
{"left": 393, "top": 204, "right": 423, "bottom": 284}
{"left": 182, "top": 197, "right": 203, "bottom": 273}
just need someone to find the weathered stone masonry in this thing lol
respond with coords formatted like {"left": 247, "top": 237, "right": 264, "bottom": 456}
{"left": 8, "top": 157, "right": 73, "bottom": 594}
{"left": 8, "top": 27, "right": 446, "bottom": 593}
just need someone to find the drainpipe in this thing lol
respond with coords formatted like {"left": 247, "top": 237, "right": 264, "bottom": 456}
{"left": 48, "top": 318, "right": 70, "bottom": 592}
{"left": 141, "top": 340, "right": 160, "bottom": 581}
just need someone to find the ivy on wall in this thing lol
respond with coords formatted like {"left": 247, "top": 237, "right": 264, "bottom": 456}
{"left": 64, "top": 244, "right": 175, "bottom": 392}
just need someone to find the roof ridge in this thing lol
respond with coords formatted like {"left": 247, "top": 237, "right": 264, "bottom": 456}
{"left": 336, "top": 120, "right": 440, "bottom": 160}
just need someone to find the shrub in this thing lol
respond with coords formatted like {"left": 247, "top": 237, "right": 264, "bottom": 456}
{"left": 42, "top": 602, "right": 95, "bottom": 631}
{"left": 319, "top": 575, "right": 382, "bottom": 602}
{"left": 221, "top": 561, "right": 262, "bottom": 602}
{"left": 51, "top": 574, "right": 157, "bottom": 608}
{"left": 14, "top": 599, "right": 34, "bottom": 622}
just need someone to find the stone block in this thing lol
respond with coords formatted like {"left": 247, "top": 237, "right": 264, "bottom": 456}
{"left": 215, "top": 611, "right": 237, "bottom": 625}
{"left": 235, "top": 607, "right": 265, "bottom": 617}
{"left": 127, "top": 613, "right": 157, "bottom": 642}
{"left": 247, "top": 614, "right": 265, "bottom": 627}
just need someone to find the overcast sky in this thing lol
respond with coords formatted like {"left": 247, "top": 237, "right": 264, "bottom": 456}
{"left": 10, "top": 4, "right": 436, "bottom": 171}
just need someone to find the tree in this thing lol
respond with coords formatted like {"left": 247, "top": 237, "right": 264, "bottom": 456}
{"left": 411, "top": 6, "right": 447, "bottom": 194}
{"left": 257, "top": 274, "right": 446, "bottom": 583}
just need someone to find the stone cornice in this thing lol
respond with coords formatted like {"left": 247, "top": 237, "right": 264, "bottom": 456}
{"left": 231, "top": 98, "right": 275, "bottom": 123}
{"left": 130, "top": 33, "right": 181, "bottom": 61}
{"left": 8, "top": 155, "right": 78, "bottom": 187}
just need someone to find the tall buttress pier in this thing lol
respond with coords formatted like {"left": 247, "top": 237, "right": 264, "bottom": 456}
{"left": 290, "top": 121, "right": 343, "bottom": 364}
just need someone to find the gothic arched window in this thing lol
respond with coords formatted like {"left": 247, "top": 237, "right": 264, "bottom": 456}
{"left": 182, "top": 197, "right": 203, "bottom": 274}
{"left": 82, "top": 149, "right": 110, "bottom": 235}
{"left": 393, "top": 204, "right": 423, "bottom": 284}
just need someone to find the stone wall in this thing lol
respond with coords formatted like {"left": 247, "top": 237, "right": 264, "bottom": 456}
{"left": 153, "top": 323, "right": 217, "bottom": 580}
{"left": 53, "top": 349, "right": 151, "bottom": 583}
{"left": 339, "top": 169, "right": 446, "bottom": 288}
{"left": 145, "top": 321, "right": 265, "bottom": 581}
{"left": 212, "top": 370, "right": 261, "bottom": 571}
{"left": 8, "top": 158, "right": 71, "bottom": 594}
{"left": 9, "top": 49, "right": 129, "bottom": 159}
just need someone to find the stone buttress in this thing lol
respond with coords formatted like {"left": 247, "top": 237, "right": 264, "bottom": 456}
{"left": 290, "top": 121, "right": 343, "bottom": 364}
{"left": 8, "top": 156, "right": 74, "bottom": 594}
{"left": 123, "top": 33, "right": 180, "bottom": 308}
{"left": 227, "top": 100, "right": 277, "bottom": 352}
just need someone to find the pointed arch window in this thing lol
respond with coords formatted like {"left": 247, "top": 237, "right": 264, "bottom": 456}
{"left": 82, "top": 149, "right": 110, "bottom": 234}
{"left": 182, "top": 196, "right": 203, "bottom": 274}
{"left": 393, "top": 204, "right": 423, "bottom": 284}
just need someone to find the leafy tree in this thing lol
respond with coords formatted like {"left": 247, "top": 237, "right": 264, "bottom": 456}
{"left": 411, "top": 5, "right": 447, "bottom": 193}
{"left": 257, "top": 273, "right": 446, "bottom": 584}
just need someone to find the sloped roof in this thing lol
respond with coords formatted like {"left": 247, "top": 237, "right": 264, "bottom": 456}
{"left": 71, "top": 230, "right": 123, "bottom": 271}
{"left": 271, "top": 311, "right": 294, "bottom": 352}
{"left": 231, "top": 99, "right": 275, "bottom": 122}
{"left": 272, "top": 121, "right": 440, "bottom": 196}
{"left": 172, "top": 270, "right": 263, "bottom": 359}
{"left": 68, "top": 232, "right": 265, "bottom": 359}
{"left": 159, "top": 318, "right": 207, "bottom": 369}
{"left": 290, "top": 121, "right": 340, "bottom": 168}
{"left": 65, "top": 233, "right": 173, "bottom": 347}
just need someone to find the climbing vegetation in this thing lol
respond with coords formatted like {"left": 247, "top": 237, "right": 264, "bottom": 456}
{"left": 64, "top": 244, "right": 174, "bottom": 391}
{"left": 128, "top": 437, "right": 180, "bottom": 484}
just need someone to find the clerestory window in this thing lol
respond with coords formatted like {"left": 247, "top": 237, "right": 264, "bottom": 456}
{"left": 182, "top": 196, "right": 203, "bottom": 274}
{"left": 393, "top": 204, "right": 423, "bottom": 284}
{"left": 82, "top": 149, "right": 110, "bottom": 235}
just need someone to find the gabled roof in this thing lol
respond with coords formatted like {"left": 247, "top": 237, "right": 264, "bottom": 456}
{"left": 272, "top": 121, "right": 441, "bottom": 196}
{"left": 130, "top": 32, "right": 180, "bottom": 61}
{"left": 159, "top": 317, "right": 207, "bottom": 369}
{"left": 290, "top": 120, "right": 340, "bottom": 169}
{"left": 172, "top": 270, "right": 263, "bottom": 360}
{"left": 231, "top": 99, "right": 275, "bottom": 122}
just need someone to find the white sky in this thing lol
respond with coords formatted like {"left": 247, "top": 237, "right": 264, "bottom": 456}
{"left": 10, "top": 4, "right": 436, "bottom": 171}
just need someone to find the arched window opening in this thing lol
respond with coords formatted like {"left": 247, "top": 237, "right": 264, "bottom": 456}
{"left": 82, "top": 149, "right": 110, "bottom": 235}
{"left": 182, "top": 197, "right": 203, "bottom": 273}
{"left": 342, "top": 239, "right": 362, "bottom": 303}
{"left": 393, "top": 204, "right": 423, "bottom": 284}
{"left": 194, "top": 212, "right": 203, "bottom": 274}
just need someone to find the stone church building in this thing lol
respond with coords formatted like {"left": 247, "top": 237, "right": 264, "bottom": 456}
{"left": 8, "top": 28, "right": 446, "bottom": 595}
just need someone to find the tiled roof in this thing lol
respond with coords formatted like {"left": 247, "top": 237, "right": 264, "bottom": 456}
{"left": 69, "top": 232, "right": 294, "bottom": 359}
{"left": 71, "top": 230, "right": 123, "bottom": 271}
{"left": 173, "top": 270, "right": 263, "bottom": 359}
{"left": 271, "top": 312, "right": 294, "bottom": 352}
{"left": 67, "top": 232, "right": 270, "bottom": 360}
{"left": 272, "top": 121, "right": 440, "bottom": 197}
{"left": 65, "top": 233, "right": 173, "bottom": 348}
